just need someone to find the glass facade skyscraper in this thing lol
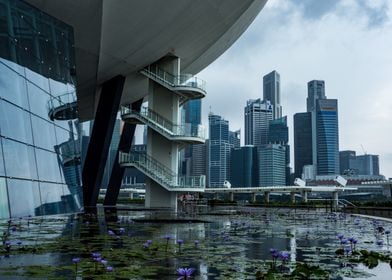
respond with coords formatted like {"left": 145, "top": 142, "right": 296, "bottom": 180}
{"left": 208, "top": 114, "right": 231, "bottom": 187}
{"left": 258, "top": 144, "right": 286, "bottom": 187}
{"left": 315, "top": 99, "right": 339, "bottom": 175}
{"left": 0, "top": 0, "right": 82, "bottom": 218}
{"left": 263, "top": 70, "right": 282, "bottom": 120}
{"left": 230, "top": 146, "right": 258, "bottom": 188}
{"left": 293, "top": 112, "right": 313, "bottom": 178}
{"left": 244, "top": 98, "right": 272, "bottom": 148}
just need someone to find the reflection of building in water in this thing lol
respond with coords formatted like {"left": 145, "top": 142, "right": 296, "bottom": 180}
{"left": 0, "top": 0, "right": 82, "bottom": 218}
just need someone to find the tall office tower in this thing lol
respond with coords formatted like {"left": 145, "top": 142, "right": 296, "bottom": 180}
{"left": 339, "top": 150, "right": 356, "bottom": 174}
{"left": 180, "top": 99, "right": 202, "bottom": 175}
{"left": 307, "top": 80, "right": 326, "bottom": 112}
{"left": 259, "top": 144, "right": 286, "bottom": 187}
{"left": 191, "top": 143, "right": 207, "bottom": 177}
{"left": 268, "top": 116, "right": 290, "bottom": 185}
{"left": 349, "top": 154, "right": 380, "bottom": 176}
{"left": 263, "top": 70, "right": 282, "bottom": 120}
{"left": 230, "top": 146, "right": 258, "bottom": 188}
{"left": 293, "top": 112, "right": 313, "bottom": 178}
{"left": 315, "top": 99, "right": 339, "bottom": 175}
{"left": 244, "top": 99, "right": 273, "bottom": 147}
{"left": 229, "top": 129, "right": 241, "bottom": 148}
{"left": 208, "top": 114, "right": 231, "bottom": 187}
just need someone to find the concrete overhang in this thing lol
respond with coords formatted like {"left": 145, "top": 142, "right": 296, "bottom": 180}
{"left": 25, "top": 0, "right": 267, "bottom": 121}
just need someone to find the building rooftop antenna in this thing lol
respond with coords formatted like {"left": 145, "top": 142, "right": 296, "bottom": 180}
{"left": 360, "top": 144, "right": 367, "bottom": 155}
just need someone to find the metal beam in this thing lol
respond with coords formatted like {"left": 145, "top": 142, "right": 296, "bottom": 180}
{"left": 104, "top": 99, "right": 143, "bottom": 206}
{"left": 82, "top": 75, "right": 125, "bottom": 209}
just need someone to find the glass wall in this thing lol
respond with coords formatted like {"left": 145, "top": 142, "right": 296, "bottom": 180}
{"left": 0, "top": 0, "right": 82, "bottom": 218}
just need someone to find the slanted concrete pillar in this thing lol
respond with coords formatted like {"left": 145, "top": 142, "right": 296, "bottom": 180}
{"left": 264, "top": 191, "right": 270, "bottom": 203}
{"left": 229, "top": 192, "right": 234, "bottom": 202}
{"left": 290, "top": 192, "right": 296, "bottom": 203}
{"left": 251, "top": 193, "right": 256, "bottom": 203}
{"left": 302, "top": 191, "right": 308, "bottom": 203}
{"left": 332, "top": 191, "right": 339, "bottom": 210}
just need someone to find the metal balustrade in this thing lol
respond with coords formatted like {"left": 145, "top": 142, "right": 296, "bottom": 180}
{"left": 47, "top": 91, "right": 78, "bottom": 120}
{"left": 119, "top": 151, "right": 206, "bottom": 191}
{"left": 121, "top": 106, "right": 205, "bottom": 143}
{"left": 140, "top": 64, "right": 206, "bottom": 100}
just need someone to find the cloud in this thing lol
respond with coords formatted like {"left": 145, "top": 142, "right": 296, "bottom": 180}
{"left": 198, "top": 0, "right": 392, "bottom": 178}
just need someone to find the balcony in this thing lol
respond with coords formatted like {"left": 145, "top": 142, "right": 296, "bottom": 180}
{"left": 140, "top": 65, "right": 206, "bottom": 103}
{"left": 119, "top": 152, "right": 205, "bottom": 192}
{"left": 121, "top": 106, "right": 205, "bottom": 144}
{"left": 47, "top": 91, "right": 78, "bottom": 121}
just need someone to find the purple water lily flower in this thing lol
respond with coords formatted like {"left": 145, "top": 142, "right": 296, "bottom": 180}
{"left": 337, "top": 233, "right": 344, "bottom": 240}
{"left": 177, "top": 267, "right": 194, "bottom": 279}
{"left": 106, "top": 266, "right": 113, "bottom": 272}
{"left": 72, "top": 257, "right": 81, "bottom": 264}
{"left": 279, "top": 251, "right": 289, "bottom": 262}
{"left": 340, "top": 239, "right": 348, "bottom": 245}
{"left": 376, "top": 240, "right": 384, "bottom": 246}
{"left": 194, "top": 240, "right": 199, "bottom": 246}
{"left": 177, "top": 239, "right": 184, "bottom": 245}
{"left": 119, "top": 228, "right": 125, "bottom": 234}
{"left": 91, "top": 252, "right": 101, "bottom": 258}
{"left": 108, "top": 230, "right": 115, "bottom": 236}
{"left": 147, "top": 240, "right": 152, "bottom": 245}
{"left": 101, "top": 259, "right": 108, "bottom": 266}
{"left": 164, "top": 235, "right": 172, "bottom": 241}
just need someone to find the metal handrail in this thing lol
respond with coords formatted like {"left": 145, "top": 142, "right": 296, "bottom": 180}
{"left": 121, "top": 106, "right": 205, "bottom": 139}
{"left": 119, "top": 151, "right": 205, "bottom": 189}
{"left": 47, "top": 91, "right": 77, "bottom": 112}
{"left": 141, "top": 64, "right": 206, "bottom": 92}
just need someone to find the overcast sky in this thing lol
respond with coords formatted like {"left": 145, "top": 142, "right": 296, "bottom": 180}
{"left": 197, "top": 0, "right": 392, "bottom": 179}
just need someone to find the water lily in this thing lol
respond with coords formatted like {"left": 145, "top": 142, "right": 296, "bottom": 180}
{"left": 337, "top": 233, "right": 344, "bottom": 240}
{"left": 279, "top": 251, "right": 289, "bottom": 262}
{"left": 108, "top": 230, "right": 115, "bottom": 236}
{"left": 72, "top": 257, "right": 80, "bottom": 264}
{"left": 194, "top": 240, "right": 199, "bottom": 247}
{"left": 177, "top": 239, "right": 184, "bottom": 252}
{"left": 164, "top": 235, "right": 172, "bottom": 251}
{"left": 143, "top": 242, "right": 150, "bottom": 249}
{"left": 119, "top": 228, "right": 125, "bottom": 235}
{"left": 177, "top": 267, "right": 194, "bottom": 279}
{"left": 106, "top": 266, "right": 113, "bottom": 272}
{"left": 376, "top": 239, "right": 384, "bottom": 246}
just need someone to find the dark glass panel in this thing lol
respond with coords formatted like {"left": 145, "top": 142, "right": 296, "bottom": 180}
{"left": 0, "top": 177, "right": 9, "bottom": 219}
{"left": 0, "top": 99, "right": 33, "bottom": 144}
{"left": 35, "top": 148, "right": 61, "bottom": 183}
{"left": 0, "top": 138, "right": 5, "bottom": 176}
{"left": 31, "top": 115, "right": 57, "bottom": 151}
{"left": 7, "top": 178, "right": 40, "bottom": 217}
{"left": 2, "top": 138, "right": 37, "bottom": 180}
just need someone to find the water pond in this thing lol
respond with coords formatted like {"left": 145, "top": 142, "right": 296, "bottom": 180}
{"left": 1, "top": 206, "right": 391, "bottom": 279}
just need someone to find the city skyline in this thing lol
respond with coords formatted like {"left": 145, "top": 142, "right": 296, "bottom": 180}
{"left": 198, "top": 0, "right": 392, "bottom": 178}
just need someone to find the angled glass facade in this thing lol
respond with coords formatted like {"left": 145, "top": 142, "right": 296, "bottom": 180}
{"left": 230, "top": 146, "right": 258, "bottom": 188}
{"left": 293, "top": 112, "right": 313, "bottom": 178}
{"left": 0, "top": 0, "right": 82, "bottom": 218}
{"left": 316, "top": 99, "right": 339, "bottom": 175}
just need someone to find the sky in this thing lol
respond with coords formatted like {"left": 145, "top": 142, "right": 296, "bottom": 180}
{"left": 197, "top": 0, "right": 392, "bottom": 179}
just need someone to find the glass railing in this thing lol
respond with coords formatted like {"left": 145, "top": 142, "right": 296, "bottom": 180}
{"left": 141, "top": 64, "right": 206, "bottom": 93}
{"left": 121, "top": 106, "right": 205, "bottom": 140}
{"left": 119, "top": 152, "right": 206, "bottom": 189}
{"left": 47, "top": 91, "right": 78, "bottom": 119}
{"left": 56, "top": 140, "right": 81, "bottom": 166}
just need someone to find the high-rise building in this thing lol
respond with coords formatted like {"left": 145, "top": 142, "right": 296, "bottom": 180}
{"left": 268, "top": 116, "right": 290, "bottom": 185}
{"left": 229, "top": 129, "right": 241, "bottom": 148}
{"left": 307, "top": 80, "right": 326, "bottom": 112}
{"left": 263, "top": 70, "right": 282, "bottom": 119}
{"left": 208, "top": 114, "right": 231, "bottom": 187}
{"left": 315, "top": 99, "right": 339, "bottom": 175}
{"left": 294, "top": 112, "right": 313, "bottom": 178}
{"left": 259, "top": 144, "right": 286, "bottom": 186}
{"left": 244, "top": 98, "right": 273, "bottom": 148}
{"left": 349, "top": 154, "right": 380, "bottom": 176}
{"left": 230, "top": 146, "right": 258, "bottom": 188}
{"left": 339, "top": 150, "right": 356, "bottom": 174}
{"left": 191, "top": 143, "right": 207, "bottom": 177}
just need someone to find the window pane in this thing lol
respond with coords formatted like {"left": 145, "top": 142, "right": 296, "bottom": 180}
{"left": 0, "top": 58, "right": 29, "bottom": 109}
{"left": 0, "top": 177, "right": 9, "bottom": 219}
{"left": 31, "top": 115, "right": 57, "bottom": 151}
{"left": 35, "top": 149, "right": 61, "bottom": 183}
{"left": 27, "top": 81, "right": 51, "bottom": 119}
{"left": 2, "top": 138, "right": 38, "bottom": 180}
{"left": 38, "top": 182, "right": 64, "bottom": 215}
{"left": 0, "top": 139, "right": 5, "bottom": 176}
{"left": 7, "top": 179, "right": 40, "bottom": 217}
{"left": 0, "top": 100, "right": 33, "bottom": 144}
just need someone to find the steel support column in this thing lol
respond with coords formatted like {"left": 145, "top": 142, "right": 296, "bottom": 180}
{"left": 104, "top": 99, "right": 143, "bottom": 206}
{"left": 82, "top": 75, "right": 125, "bottom": 209}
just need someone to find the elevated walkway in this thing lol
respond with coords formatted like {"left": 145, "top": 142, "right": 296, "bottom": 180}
{"left": 119, "top": 152, "right": 205, "bottom": 192}
{"left": 47, "top": 91, "right": 78, "bottom": 121}
{"left": 121, "top": 106, "right": 205, "bottom": 144}
{"left": 140, "top": 65, "right": 206, "bottom": 104}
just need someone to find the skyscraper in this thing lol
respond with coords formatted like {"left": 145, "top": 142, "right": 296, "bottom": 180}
{"left": 349, "top": 154, "right": 380, "bottom": 176}
{"left": 244, "top": 98, "right": 273, "bottom": 148}
{"left": 208, "top": 114, "right": 231, "bottom": 187}
{"left": 294, "top": 112, "right": 313, "bottom": 178}
{"left": 230, "top": 146, "right": 258, "bottom": 188}
{"left": 339, "top": 150, "right": 356, "bottom": 174}
{"left": 229, "top": 129, "right": 241, "bottom": 148}
{"left": 307, "top": 80, "right": 326, "bottom": 112}
{"left": 268, "top": 116, "right": 290, "bottom": 185}
{"left": 263, "top": 70, "right": 282, "bottom": 120}
{"left": 259, "top": 144, "right": 286, "bottom": 186}
{"left": 315, "top": 99, "right": 339, "bottom": 175}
